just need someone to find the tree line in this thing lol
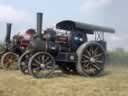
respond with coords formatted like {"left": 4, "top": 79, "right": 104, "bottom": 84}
{"left": 107, "top": 48, "right": 128, "bottom": 64}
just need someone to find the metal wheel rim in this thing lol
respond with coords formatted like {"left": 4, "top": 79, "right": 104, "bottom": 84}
{"left": 81, "top": 44, "right": 105, "bottom": 76}
{"left": 29, "top": 52, "right": 56, "bottom": 78}
{"left": 2, "top": 52, "right": 18, "bottom": 70}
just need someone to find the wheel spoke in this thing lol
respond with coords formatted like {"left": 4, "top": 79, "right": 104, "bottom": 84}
{"left": 95, "top": 60, "right": 103, "bottom": 64}
{"left": 34, "top": 59, "right": 41, "bottom": 65}
{"left": 41, "top": 55, "right": 45, "bottom": 63}
{"left": 90, "top": 46, "right": 94, "bottom": 55}
{"left": 93, "top": 64, "right": 101, "bottom": 70}
{"left": 37, "top": 55, "right": 42, "bottom": 63}
{"left": 94, "top": 47, "right": 98, "bottom": 53}
{"left": 83, "top": 55, "right": 90, "bottom": 59}
{"left": 82, "top": 60, "right": 89, "bottom": 63}
{"left": 86, "top": 49, "right": 91, "bottom": 57}
{"left": 95, "top": 53, "right": 103, "bottom": 58}
{"left": 44, "top": 56, "right": 50, "bottom": 64}
{"left": 33, "top": 67, "right": 41, "bottom": 71}
{"left": 46, "top": 61, "right": 52, "bottom": 66}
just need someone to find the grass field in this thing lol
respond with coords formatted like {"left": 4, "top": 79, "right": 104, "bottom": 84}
{"left": 0, "top": 64, "right": 128, "bottom": 96}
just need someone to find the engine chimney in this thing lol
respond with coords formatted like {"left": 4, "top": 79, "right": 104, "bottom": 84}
{"left": 5, "top": 23, "right": 12, "bottom": 44}
{"left": 37, "top": 12, "right": 43, "bottom": 36}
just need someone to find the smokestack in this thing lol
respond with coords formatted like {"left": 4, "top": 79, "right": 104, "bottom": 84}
{"left": 37, "top": 12, "right": 43, "bottom": 36}
{"left": 5, "top": 23, "right": 12, "bottom": 44}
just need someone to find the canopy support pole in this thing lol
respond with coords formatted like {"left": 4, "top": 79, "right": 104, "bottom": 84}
{"left": 95, "top": 31, "right": 104, "bottom": 41}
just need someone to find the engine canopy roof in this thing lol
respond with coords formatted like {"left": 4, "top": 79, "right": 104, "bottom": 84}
{"left": 56, "top": 20, "right": 115, "bottom": 34}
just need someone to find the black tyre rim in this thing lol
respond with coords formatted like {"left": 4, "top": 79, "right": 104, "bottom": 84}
{"left": 81, "top": 44, "right": 105, "bottom": 76}
{"left": 29, "top": 52, "right": 56, "bottom": 78}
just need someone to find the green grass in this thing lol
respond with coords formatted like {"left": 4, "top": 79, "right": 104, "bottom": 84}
{"left": 0, "top": 65, "right": 128, "bottom": 96}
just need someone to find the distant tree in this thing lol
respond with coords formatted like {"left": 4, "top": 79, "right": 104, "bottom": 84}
{"left": 107, "top": 48, "right": 128, "bottom": 64}
{"left": 115, "top": 48, "right": 125, "bottom": 52}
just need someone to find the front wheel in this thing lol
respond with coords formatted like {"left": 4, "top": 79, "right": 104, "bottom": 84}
{"left": 28, "top": 52, "right": 56, "bottom": 78}
{"left": 77, "top": 42, "right": 106, "bottom": 76}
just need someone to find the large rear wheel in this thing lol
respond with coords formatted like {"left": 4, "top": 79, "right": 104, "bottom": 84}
{"left": 77, "top": 42, "right": 106, "bottom": 76}
{"left": 28, "top": 52, "right": 56, "bottom": 78}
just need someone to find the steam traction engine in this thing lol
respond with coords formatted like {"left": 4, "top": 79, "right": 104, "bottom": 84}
{"left": 18, "top": 13, "right": 115, "bottom": 78}
{"left": 0, "top": 23, "right": 35, "bottom": 70}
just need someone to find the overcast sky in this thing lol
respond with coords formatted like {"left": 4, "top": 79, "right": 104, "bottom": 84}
{"left": 0, "top": 0, "right": 127, "bottom": 50}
